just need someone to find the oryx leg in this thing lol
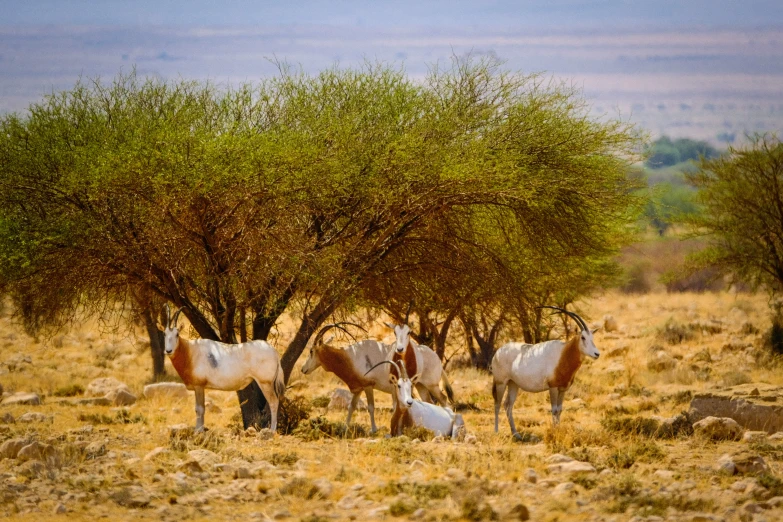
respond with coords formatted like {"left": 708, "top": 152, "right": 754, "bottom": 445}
{"left": 425, "top": 385, "right": 449, "bottom": 406}
{"left": 549, "top": 387, "right": 565, "bottom": 425}
{"left": 503, "top": 382, "right": 521, "bottom": 437}
{"left": 365, "top": 387, "right": 377, "bottom": 433}
{"left": 257, "top": 381, "right": 280, "bottom": 433}
{"left": 415, "top": 383, "right": 433, "bottom": 403}
{"left": 346, "top": 391, "right": 362, "bottom": 426}
{"left": 555, "top": 388, "right": 567, "bottom": 424}
{"left": 194, "top": 387, "right": 206, "bottom": 432}
{"left": 493, "top": 381, "right": 507, "bottom": 433}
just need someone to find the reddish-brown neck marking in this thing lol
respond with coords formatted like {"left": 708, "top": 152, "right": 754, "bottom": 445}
{"left": 391, "top": 340, "right": 418, "bottom": 379}
{"left": 169, "top": 337, "right": 202, "bottom": 386}
{"left": 390, "top": 405, "right": 414, "bottom": 436}
{"left": 318, "top": 345, "right": 374, "bottom": 393}
{"left": 548, "top": 335, "right": 583, "bottom": 389}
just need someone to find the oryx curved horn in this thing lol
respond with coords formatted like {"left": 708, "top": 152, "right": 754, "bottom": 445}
{"left": 163, "top": 303, "right": 171, "bottom": 327}
{"left": 364, "top": 360, "right": 408, "bottom": 379}
{"left": 538, "top": 306, "right": 588, "bottom": 332}
{"left": 171, "top": 306, "right": 186, "bottom": 327}
{"left": 313, "top": 322, "right": 368, "bottom": 347}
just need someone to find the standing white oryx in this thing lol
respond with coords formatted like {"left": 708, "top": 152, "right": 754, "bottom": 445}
{"left": 300, "top": 323, "right": 394, "bottom": 433}
{"left": 366, "top": 359, "right": 465, "bottom": 438}
{"left": 387, "top": 322, "right": 454, "bottom": 406}
{"left": 160, "top": 305, "right": 285, "bottom": 433}
{"left": 491, "top": 306, "right": 600, "bottom": 438}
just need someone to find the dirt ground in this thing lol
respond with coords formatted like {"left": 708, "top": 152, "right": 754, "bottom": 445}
{"left": 1, "top": 291, "right": 782, "bottom": 522}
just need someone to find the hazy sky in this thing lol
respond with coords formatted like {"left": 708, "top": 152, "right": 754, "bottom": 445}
{"left": 3, "top": 1, "right": 783, "bottom": 28}
{"left": 1, "top": 1, "right": 782, "bottom": 143}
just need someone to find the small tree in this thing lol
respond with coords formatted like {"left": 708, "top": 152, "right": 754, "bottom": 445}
{"left": 684, "top": 135, "right": 783, "bottom": 292}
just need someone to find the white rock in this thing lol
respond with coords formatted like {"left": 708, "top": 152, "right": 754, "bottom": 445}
{"left": 524, "top": 468, "right": 538, "bottom": 484}
{"left": 693, "top": 416, "right": 744, "bottom": 441}
{"left": 553, "top": 482, "right": 576, "bottom": 495}
{"left": 743, "top": 431, "right": 767, "bottom": 443}
{"left": 17, "top": 412, "right": 50, "bottom": 423}
{"left": 143, "top": 447, "right": 170, "bottom": 461}
{"left": 143, "top": 382, "right": 190, "bottom": 400}
{"left": 187, "top": 449, "right": 219, "bottom": 468}
{"left": 546, "top": 454, "right": 574, "bottom": 464}
{"left": 107, "top": 388, "right": 137, "bottom": 406}
{"left": 547, "top": 460, "right": 597, "bottom": 475}
{"left": 328, "top": 388, "right": 366, "bottom": 411}
{"left": 1, "top": 392, "right": 41, "bottom": 406}
{"left": 86, "top": 377, "right": 129, "bottom": 397}
{"left": 654, "top": 469, "right": 676, "bottom": 481}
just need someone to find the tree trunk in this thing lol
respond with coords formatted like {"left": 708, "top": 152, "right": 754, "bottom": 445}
{"left": 281, "top": 299, "right": 339, "bottom": 382}
{"left": 142, "top": 307, "right": 166, "bottom": 381}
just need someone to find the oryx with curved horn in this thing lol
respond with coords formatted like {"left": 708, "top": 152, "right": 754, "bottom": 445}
{"left": 491, "top": 306, "right": 600, "bottom": 438}
{"left": 365, "top": 359, "right": 465, "bottom": 438}
{"left": 385, "top": 303, "right": 455, "bottom": 405}
{"left": 300, "top": 322, "right": 394, "bottom": 432}
{"left": 159, "top": 304, "right": 285, "bottom": 433}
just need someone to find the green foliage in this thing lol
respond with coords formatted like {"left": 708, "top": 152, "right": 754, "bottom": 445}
{"left": 683, "top": 135, "right": 783, "bottom": 296}
{"left": 645, "top": 136, "right": 720, "bottom": 169}
{"left": 0, "top": 59, "right": 642, "bottom": 381}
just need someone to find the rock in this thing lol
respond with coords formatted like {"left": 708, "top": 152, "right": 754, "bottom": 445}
{"left": 177, "top": 460, "right": 203, "bottom": 474}
{"left": 1, "top": 412, "right": 14, "bottom": 423}
{"left": 606, "top": 344, "right": 629, "bottom": 358}
{"left": 743, "top": 431, "right": 768, "bottom": 443}
{"left": 328, "top": 389, "right": 366, "bottom": 411}
{"left": 603, "top": 314, "right": 619, "bottom": 332}
{"left": 85, "top": 441, "right": 106, "bottom": 459}
{"left": 169, "top": 423, "right": 195, "bottom": 438}
{"left": 690, "top": 384, "right": 783, "bottom": 433}
{"left": 546, "top": 454, "right": 574, "bottom": 464}
{"left": 0, "top": 438, "right": 27, "bottom": 459}
{"left": 553, "top": 482, "right": 576, "bottom": 495}
{"left": 1, "top": 392, "right": 41, "bottom": 406}
{"left": 143, "top": 382, "right": 190, "bottom": 400}
{"left": 53, "top": 503, "right": 67, "bottom": 514}
{"left": 507, "top": 503, "right": 531, "bottom": 521}
{"left": 464, "top": 434, "right": 478, "bottom": 444}
{"left": 17, "top": 412, "right": 49, "bottom": 423}
{"left": 769, "top": 432, "right": 783, "bottom": 441}
{"left": 524, "top": 468, "right": 538, "bottom": 484}
{"left": 143, "top": 447, "right": 169, "bottom": 461}
{"left": 717, "top": 454, "right": 737, "bottom": 475}
{"left": 187, "top": 449, "right": 219, "bottom": 468}
{"left": 732, "top": 452, "right": 770, "bottom": 475}
{"left": 653, "top": 469, "right": 676, "bottom": 481}
{"left": 16, "top": 459, "right": 45, "bottom": 478}
{"left": 313, "top": 478, "right": 333, "bottom": 498}
{"left": 411, "top": 508, "right": 426, "bottom": 519}
{"left": 647, "top": 351, "right": 678, "bottom": 372}
{"left": 111, "top": 485, "right": 151, "bottom": 508}
{"left": 693, "top": 416, "right": 744, "bottom": 441}
{"left": 107, "top": 388, "right": 137, "bottom": 406}
{"left": 86, "top": 377, "right": 130, "bottom": 397}
{"left": 17, "top": 441, "right": 58, "bottom": 463}
{"left": 547, "top": 460, "right": 596, "bottom": 475}
{"left": 234, "top": 467, "right": 251, "bottom": 479}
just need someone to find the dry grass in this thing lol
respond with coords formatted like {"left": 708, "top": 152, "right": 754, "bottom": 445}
{"left": 0, "top": 291, "right": 782, "bottom": 520}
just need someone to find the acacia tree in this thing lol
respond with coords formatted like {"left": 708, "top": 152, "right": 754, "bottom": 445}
{"left": 0, "top": 58, "right": 641, "bottom": 427}
{"left": 684, "top": 135, "right": 783, "bottom": 291}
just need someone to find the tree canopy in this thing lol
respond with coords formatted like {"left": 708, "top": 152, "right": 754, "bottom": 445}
{"left": 0, "top": 58, "right": 642, "bottom": 426}
{"left": 684, "top": 135, "right": 783, "bottom": 293}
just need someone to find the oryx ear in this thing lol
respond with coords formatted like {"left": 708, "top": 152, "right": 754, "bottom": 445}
{"left": 384, "top": 322, "right": 394, "bottom": 330}
{"left": 591, "top": 327, "right": 602, "bottom": 334}
{"left": 324, "top": 335, "right": 335, "bottom": 345}
{"left": 411, "top": 373, "right": 421, "bottom": 384}
{"left": 156, "top": 322, "right": 166, "bottom": 332}
{"left": 389, "top": 374, "right": 398, "bottom": 385}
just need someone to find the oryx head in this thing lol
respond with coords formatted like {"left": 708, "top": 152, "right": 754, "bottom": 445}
{"left": 159, "top": 304, "right": 186, "bottom": 356}
{"left": 301, "top": 322, "right": 365, "bottom": 374}
{"left": 365, "top": 359, "right": 419, "bottom": 409}
{"left": 540, "top": 305, "right": 600, "bottom": 360}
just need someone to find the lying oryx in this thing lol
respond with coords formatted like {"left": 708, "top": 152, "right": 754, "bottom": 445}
{"left": 367, "top": 360, "right": 465, "bottom": 439}
{"left": 160, "top": 305, "right": 285, "bottom": 432}
{"left": 491, "top": 306, "right": 599, "bottom": 438}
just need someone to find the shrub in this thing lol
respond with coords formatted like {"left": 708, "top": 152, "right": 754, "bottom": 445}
{"left": 261, "top": 396, "right": 311, "bottom": 435}
{"left": 53, "top": 383, "right": 84, "bottom": 397}
{"left": 77, "top": 410, "right": 145, "bottom": 425}
{"left": 292, "top": 417, "right": 370, "bottom": 441}
{"left": 657, "top": 320, "right": 694, "bottom": 345}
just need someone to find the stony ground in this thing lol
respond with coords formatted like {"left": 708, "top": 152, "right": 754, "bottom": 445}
{"left": 1, "top": 291, "right": 783, "bottom": 522}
